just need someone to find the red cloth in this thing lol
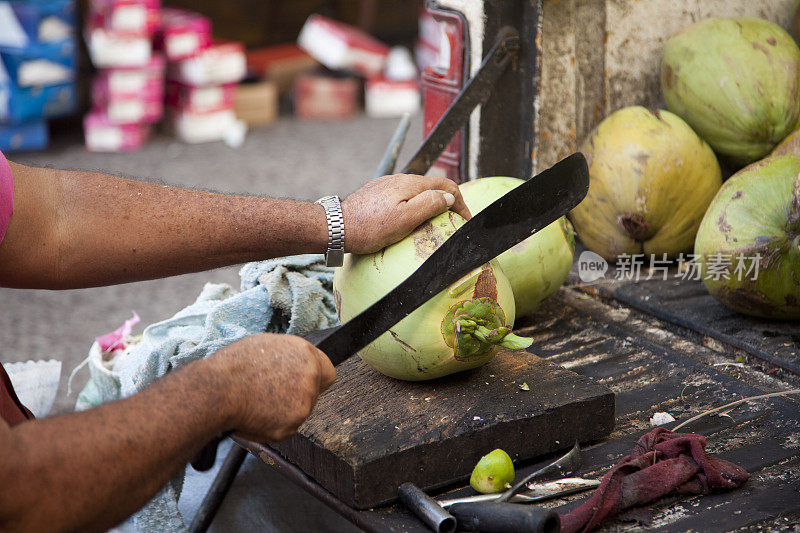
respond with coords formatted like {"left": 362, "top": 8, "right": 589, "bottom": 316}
{"left": 560, "top": 428, "right": 749, "bottom": 533}
{"left": 1, "top": 364, "right": 34, "bottom": 427}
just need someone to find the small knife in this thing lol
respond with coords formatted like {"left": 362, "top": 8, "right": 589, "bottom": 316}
{"left": 191, "top": 153, "right": 590, "bottom": 471}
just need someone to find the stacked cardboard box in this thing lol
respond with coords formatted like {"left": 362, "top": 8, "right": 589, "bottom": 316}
{"left": 296, "top": 14, "right": 420, "bottom": 120}
{"left": 84, "top": 5, "right": 248, "bottom": 150}
{"left": 84, "top": 0, "right": 162, "bottom": 151}
{"left": 161, "top": 8, "right": 246, "bottom": 144}
{"left": 0, "top": 0, "right": 77, "bottom": 151}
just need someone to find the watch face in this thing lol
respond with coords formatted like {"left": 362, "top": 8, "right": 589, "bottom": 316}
{"left": 326, "top": 248, "right": 344, "bottom": 267}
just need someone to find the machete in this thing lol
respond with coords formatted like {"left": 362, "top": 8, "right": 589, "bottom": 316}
{"left": 192, "top": 152, "right": 589, "bottom": 470}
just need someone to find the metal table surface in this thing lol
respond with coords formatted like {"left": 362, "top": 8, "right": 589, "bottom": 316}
{"left": 237, "top": 268, "right": 800, "bottom": 532}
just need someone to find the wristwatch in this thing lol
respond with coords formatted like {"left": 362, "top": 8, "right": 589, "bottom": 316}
{"left": 315, "top": 195, "right": 345, "bottom": 267}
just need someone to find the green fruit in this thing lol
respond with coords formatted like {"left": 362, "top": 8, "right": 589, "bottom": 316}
{"left": 333, "top": 211, "right": 531, "bottom": 381}
{"left": 459, "top": 177, "right": 575, "bottom": 317}
{"left": 695, "top": 155, "right": 800, "bottom": 318}
{"left": 569, "top": 106, "right": 722, "bottom": 261}
{"left": 662, "top": 17, "right": 800, "bottom": 164}
{"left": 791, "top": 0, "right": 800, "bottom": 44}
{"left": 470, "top": 449, "right": 515, "bottom": 494}
{"left": 771, "top": 128, "right": 800, "bottom": 158}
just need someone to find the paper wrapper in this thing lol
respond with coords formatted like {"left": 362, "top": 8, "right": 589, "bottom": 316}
{"left": 5, "top": 359, "right": 62, "bottom": 418}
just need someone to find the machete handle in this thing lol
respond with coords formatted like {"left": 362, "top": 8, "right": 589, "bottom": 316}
{"left": 192, "top": 431, "right": 233, "bottom": 471}
{"left": 448, "top": 502, "right": 560, "bottom": 533}
{"left": 191, "top": 327, "right": 346, "bottom": 472}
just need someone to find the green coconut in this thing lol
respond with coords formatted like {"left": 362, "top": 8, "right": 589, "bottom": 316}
{"left": 569, "top": 106, "right": 722, "bottom": 261}
{"left": 695, "top": 155, "right": 800, "bottom": 319}
{"left": 771, "top": 127, "right": 800, "bottom": 158}
{"left": 459, "top": 177, "right": 575, "bottom": 317}
{"left": 470, "top": 449, "right": 515, "bottom": 494}
{"left": 792, "top": 0, "right": 800, "bottom": 44}
{"left": 333, "top": 211, "right": 531, "bottom": 381}
{"left": 661, "top": 17, "right": 800, "bottom": 164}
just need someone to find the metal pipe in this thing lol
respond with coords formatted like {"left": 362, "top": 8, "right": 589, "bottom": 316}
{"left": 448, "top": 502, "right": 560, "bottom": 533}
{"left": 373, "top": 112, "right": 412, "bottom": 178}
{"left": 398, "top": 482, "right": 456, "bottom": 533}
{"left": 188, "top": 444, "right": 247, "bottom": 533}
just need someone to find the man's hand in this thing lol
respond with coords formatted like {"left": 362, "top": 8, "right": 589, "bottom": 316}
{"left": 0, "top": 332, "right": 336, "bottom": 532}
{"left": 210, "top": 333, "right": 336, "bottom": 442}
{"left": 341, "top": 174, "right": 472, "bottom": 255}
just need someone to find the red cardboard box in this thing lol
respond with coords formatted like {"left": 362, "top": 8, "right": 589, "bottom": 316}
{"left": 167, "top": 40, "right": 246, "bottom": 87}
{"left": 84, "top": 111, "right": 151, "bottom": 151}
{"left": 246, "top": 44, "right": 318, "bottom": 93}
{"left": 297, "top": 14, "right": 389, "bottom": 78}
{"left": 89, "top": 0, "right": 161, "bottom": 35}
{"left": 90, "top": 92, "right": 163, "bottom": 124}
{"left": 166, "top": 107, "right": 239, "bottom": 144}
{"left": 92, "top": 54, "right": 164, "bottom": 99}
{"left": 365, "top": 77, "right": 420, "bottom": 118}
{"left": 156, "top": 7, "right": 212, "bottom": 61}
{"left": 293, "top": 73, "right": 360, "bottom": 120}
{"left": 165, "top": 80, "right": 236, "bottom": 114}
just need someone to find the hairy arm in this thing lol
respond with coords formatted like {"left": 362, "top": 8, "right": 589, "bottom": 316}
{"left": 0, "top": 163, "right": 469, "bottom": 289}
{"left": 0, "top": 162, "right": 328, "bottom": 288}
{"left": 0, "top": 333, "right": 335, "bottom": 533}
{"left": 0, "top": 356, "right": 232, "bottom": 532}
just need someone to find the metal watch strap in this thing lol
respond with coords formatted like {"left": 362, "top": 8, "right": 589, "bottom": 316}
{"left": 315, "top": 195, "right": 345, "bottom": 267}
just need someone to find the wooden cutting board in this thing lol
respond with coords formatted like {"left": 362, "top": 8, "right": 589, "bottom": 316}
{"left": 270, "top": 348, "right": 615, "bottom": 509}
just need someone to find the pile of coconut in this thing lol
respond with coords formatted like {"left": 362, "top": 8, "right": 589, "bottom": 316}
{"left": 570, "top": 16, "right": 800, "bottom": 320}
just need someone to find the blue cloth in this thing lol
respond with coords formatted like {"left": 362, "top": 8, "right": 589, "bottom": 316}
{"left": 74, "top": 255, "right": 339, "bottom": 532}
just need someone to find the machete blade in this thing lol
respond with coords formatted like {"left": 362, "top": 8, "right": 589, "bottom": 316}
{"left": 192, "top": 153, "right": 589, "bottom": 472}
{"left": 317, "top": 152, "right": 589, "bottom": 365}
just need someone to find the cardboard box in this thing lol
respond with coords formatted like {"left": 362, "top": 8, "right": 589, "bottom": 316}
{"left": 1, "top": 0, "right": 76, "bottom": 46}
{"left": 165, "top": 80, "right": 235, "bottom": 114}
{"left": 365, "top": 78, "right": 419, "bottom": 118}
{"left": 167, "top": 107, "right": 238, "bottom": 143}
{"left": 297, "top": 14, "right": 389, "bottom": 78}
{"left": 86, "top": 25, "right": 152, "bottom": 67}
{"left": 89, "top": 0, "right": 160, "bottom": 36}
{"left": 0, "top": 37, "right": 76, "bottom": 87}
{"left": 293, "top": 73, "right": 359, "bottom": 120}
{"left": 0, "top": 81, "right": 77, "bottom": 124}
{"left": 156, "top": 7, "right": 211, "bottom": 61}
{"left": 167, "top": 40, "right": 246, "bottom": 87}
{"left": 90, "top": 95, "right": 163, "bottom": 124}
{"left": 91, "top": 54, "right": 164, "bottom": 99}
{"left": 234, "top": 80, "right": 277, "bottom": 126}
{"left": 0, "top": 119, "right": 48, "bottom": 151}
{"left": 84, "top": 110, "right": 150, "bottom": 151}
{"left": 246, "top": 44, "right": 317, "bottom": 94}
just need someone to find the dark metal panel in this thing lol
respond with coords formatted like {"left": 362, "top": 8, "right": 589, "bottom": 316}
{"left": 566, "top": 263, "right": 800, "bottom": 377}
{"left": 475, "top": 1, "right": 541, "bottom": 179}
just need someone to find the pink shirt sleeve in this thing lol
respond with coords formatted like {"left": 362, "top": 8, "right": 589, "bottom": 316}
{"left": 0, "top": 150, "right": 12, "bottom": 244}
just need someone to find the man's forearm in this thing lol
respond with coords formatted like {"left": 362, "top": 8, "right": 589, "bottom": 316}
{"left": 0, "top": 163, "right": 328, "bottom": 288}
{"left": 0, "top": 357, "right": 233, "bottom": 532}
